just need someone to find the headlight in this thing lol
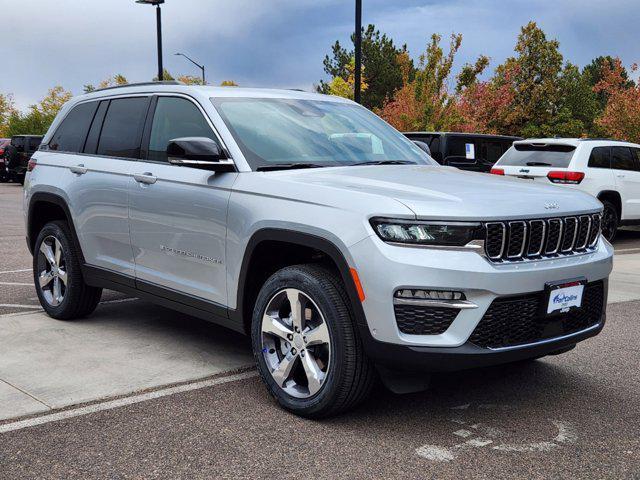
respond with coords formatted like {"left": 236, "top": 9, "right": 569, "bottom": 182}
{"left": 370, "top": 218, "right": 482, "bottom": 246}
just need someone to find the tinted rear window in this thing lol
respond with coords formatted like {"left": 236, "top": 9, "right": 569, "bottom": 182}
{"left": 97, "top": 97, "right": 149, "bottom": 158}
{"left": 498, "top": 144, "right": 576, "bottom": 168}
{"left": 49, "top": 102, "right": 99, "bottom": 153}
{"left": 27, "top": 137, "right": 41, "bottom": 151}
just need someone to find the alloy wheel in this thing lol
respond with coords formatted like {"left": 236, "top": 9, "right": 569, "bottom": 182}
{"left": 37, "top": 235, "right": 67, "bottom": 306}
{"left": 260, "top": 288, "right": 331, "bottom": 399}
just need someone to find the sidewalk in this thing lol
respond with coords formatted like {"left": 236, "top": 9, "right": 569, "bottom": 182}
{"left": 0, "top": 300, "right": 253, "bottom": 421}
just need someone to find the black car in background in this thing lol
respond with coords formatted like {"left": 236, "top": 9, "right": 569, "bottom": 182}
{"left": 404, "top": 132, "right": 522, "bottom": 172}
{"left": 0, "top": 138, "right": 10, "bottom": 182}
{"left": 3, "top": 135, "right": 42, "bottom": 184}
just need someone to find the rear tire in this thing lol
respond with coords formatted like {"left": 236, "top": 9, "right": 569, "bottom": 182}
{"left": 600, "top": 200, "right": 618, "bottom": 243}
{"left": 33, "top": 221, "right": 102, "bottom": 319}
{"left": 251, "top": 264, "right": 375, "bottom": 418}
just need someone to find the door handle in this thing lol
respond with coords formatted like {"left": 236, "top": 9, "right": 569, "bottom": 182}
{"left": 134, "top": 172, "right": 157, "bottom": 185}
{"left": 69, "top": 164, "right": 87, "bottom": 175}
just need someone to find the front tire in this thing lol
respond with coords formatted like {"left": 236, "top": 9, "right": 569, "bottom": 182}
{"left": 601, "top": 200, "right": 619, "bottom": 243}
{"left": 251, "top": 264, "right": 374, "bottom": 418}
{"left": 33, "top": 221, "right": 102, "bottom": 319}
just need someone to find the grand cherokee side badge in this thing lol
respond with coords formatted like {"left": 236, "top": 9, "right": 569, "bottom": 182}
{"left": 160, "top": 245, "right": 223, "bottom": 265}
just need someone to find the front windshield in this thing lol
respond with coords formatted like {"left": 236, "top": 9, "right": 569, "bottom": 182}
{"left": 211, "top": 97, "right": 432, "bottom": 169}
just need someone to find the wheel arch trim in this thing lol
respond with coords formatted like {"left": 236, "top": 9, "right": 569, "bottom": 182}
{"left": 27, "top": 192, "right": 85, "bottom": 264}
{"left": 232, "top": 228, "right": 367, "bottom": 333}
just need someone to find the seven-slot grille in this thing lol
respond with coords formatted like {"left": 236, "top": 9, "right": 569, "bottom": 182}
{"left": 485, "top": 213, "right": 601, "bottom": 262}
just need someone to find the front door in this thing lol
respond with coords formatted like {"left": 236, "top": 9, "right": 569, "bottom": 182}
{"left": 128, "top": 95, "right": 236, "bottom": 307}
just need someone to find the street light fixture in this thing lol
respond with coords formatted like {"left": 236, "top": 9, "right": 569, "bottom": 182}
{"left": 175, "top": 52, "right": 206, "bottom": 84}
{"left": 135, "top": 0, "right": 165, "bottom": 81}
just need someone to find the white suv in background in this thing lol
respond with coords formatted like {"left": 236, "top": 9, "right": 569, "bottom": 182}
{"left": 492, "top": 138, "right": 640, "bottom": 241}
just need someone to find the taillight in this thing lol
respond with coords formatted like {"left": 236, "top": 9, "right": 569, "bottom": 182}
{"left": 27, "top": 159, "right": 37, "bottom": 172}
{"left": 547, "top": 171, "right": 584, "bottom": 184}
{"left": 0, "top": 148, "right": 4, "bottom": 156}
{"left": 490, "top": 168, "right": 505, "bottom": 175}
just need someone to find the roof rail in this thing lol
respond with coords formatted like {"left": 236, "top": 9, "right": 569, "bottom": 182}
{"left": 91, "top": 80, "right": 183, "bottom": 93}
{"left": 578, "top": 137, "right": 629, "bottom": 143}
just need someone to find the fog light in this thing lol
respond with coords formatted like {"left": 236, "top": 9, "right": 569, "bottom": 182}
{"left": 395, "top": 289, "right": 465, "bottom": 301}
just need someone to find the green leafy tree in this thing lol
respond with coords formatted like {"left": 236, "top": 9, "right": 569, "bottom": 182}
{"left": 220, "top": 80, "right": 238, "bottom": 86}
{"left": 0, "top": 93, "right": 16, "bottom": 137}
{"left": 319, "top": 25, "right": 411, "bottom": 109}
{"left": 6, "top": 86, "right": 72, "bottom": 136}
{"left": 584, "top": 56, "right": 634, "bottom": 111}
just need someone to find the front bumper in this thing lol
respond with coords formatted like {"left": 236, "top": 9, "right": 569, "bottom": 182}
{"left": 360, "top": 315, "right": 604, "bottom": 372}
{"left": 349, "top": 234, "right": 613, "bottom": 351}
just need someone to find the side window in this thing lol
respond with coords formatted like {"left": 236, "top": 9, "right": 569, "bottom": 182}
{"left": 588, "top": 146, "right": 611, "bottom": 169}
{"left": 632, "top": 148, "right": 640, "bottom": 171}
{"left": 148, "top": 97, "right": 217, "bottom": 162}
{"left": 97, "top": 97, "right": 149, "bottom": 159}
{"left": 83, "top": 101, "right": 109, "bottom": 154}
{"left": 27, "top": 137, "right": 42, "bottom": 151}
{"left": 49, "top": 102, "right": 99, "bottom": 153}
{"left": 611, "top": 146, "right": 637, "bottom": 171}
{"left": 429, "top": 136, "right": 442, "bottom": 163}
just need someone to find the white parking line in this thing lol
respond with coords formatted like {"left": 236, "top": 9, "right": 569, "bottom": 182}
{"left": 0, "top": 304, "right": 41, "bottom": 310}
{"left": 0, "top": 282, "right": 34, "bottom": 286}
{"left": 0, "top": 268, "right": 31, "bottom": 274}
{"left": 0, "top": 370, "right": 257, "bottom": 434}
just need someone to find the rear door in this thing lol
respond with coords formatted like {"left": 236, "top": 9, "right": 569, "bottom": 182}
{"left": 497, "top": 142, "right": 578, "bottom": 182}
{"left": 613, "top": 146, "right": 640, "bottom": 219}
{"left": 128, "top": 94, "right": 236, "bottom": 306}
{"left": 51, "top": 96, "right": 149, "bottom": 277}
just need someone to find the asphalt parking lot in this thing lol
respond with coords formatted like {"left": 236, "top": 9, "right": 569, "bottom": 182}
{"left": 1, "top": 181, "right": 640, "bottom": 479}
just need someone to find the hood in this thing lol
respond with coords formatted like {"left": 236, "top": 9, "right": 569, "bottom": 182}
{"left": 270, "top": 165, "right": 602, "bottom": 221}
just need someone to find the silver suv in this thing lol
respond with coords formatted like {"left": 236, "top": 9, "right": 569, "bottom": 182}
{"left": 25, "top": 82, "right": 613, "bottom": 417}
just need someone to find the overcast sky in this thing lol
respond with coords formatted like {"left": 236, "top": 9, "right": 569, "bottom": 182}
{"left": 2, "top": 0, "right": 639, "bottom": 110}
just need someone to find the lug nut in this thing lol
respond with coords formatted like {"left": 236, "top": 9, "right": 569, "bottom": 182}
{"left": 291, "top": 348, "right": 297, "bottom": 355}
{"left": 287, "top": 334, "right": 293, "bottom": 341}
{"left": 301, "top": 350, "right": 305, "bottom": 357}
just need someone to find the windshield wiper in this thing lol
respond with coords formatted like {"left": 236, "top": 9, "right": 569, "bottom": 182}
{"left": 256, "top": 163, "right": 326, "bottom": 172}
{"left": 526, "top": 161, "right": 553, "bottom": 166}
{"left": 351, "top": 160, "right": 416, "bottom": 166}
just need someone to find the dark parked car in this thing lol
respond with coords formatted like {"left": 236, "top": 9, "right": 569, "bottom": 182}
{"left": 4, "top": 135, "right": 42, "bottom": 184}
{"left": 403, "top": 132, "right": 521, "bottom": 172}
{"left": 0, "top": 138, "right": 10, "bottom": 182}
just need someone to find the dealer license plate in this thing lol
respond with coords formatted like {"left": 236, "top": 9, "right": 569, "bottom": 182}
{"left": 546, "top": 280, "right": 585, "bottom": 314}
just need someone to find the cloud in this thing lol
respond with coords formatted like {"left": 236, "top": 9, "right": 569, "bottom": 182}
{"left": 1, "top": 0, "right": 640, "bottom": 110}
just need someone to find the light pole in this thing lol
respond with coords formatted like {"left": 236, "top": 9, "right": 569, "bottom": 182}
{"left": 136, "top": 0, "right": 165, "bottom": 81}
{"left": 175, "top": 52, "right": 206, "bottom": 84}
{"left": 354, "top": 0, "right": 362, "bottom": 104}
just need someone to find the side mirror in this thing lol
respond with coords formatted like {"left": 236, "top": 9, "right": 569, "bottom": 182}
{"left": 412, "top": 140, "right": 431, "bottom": 156}
{"left": 167, "top": 137, "right": 235, "bottom": 172}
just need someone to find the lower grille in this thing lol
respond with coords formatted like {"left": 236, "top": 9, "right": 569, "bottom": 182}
{"left": 469, "top": 281, "right": 604, "bottom": 349}
{"left": 394, "top": 304, "right": 459, "bottom": 335}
